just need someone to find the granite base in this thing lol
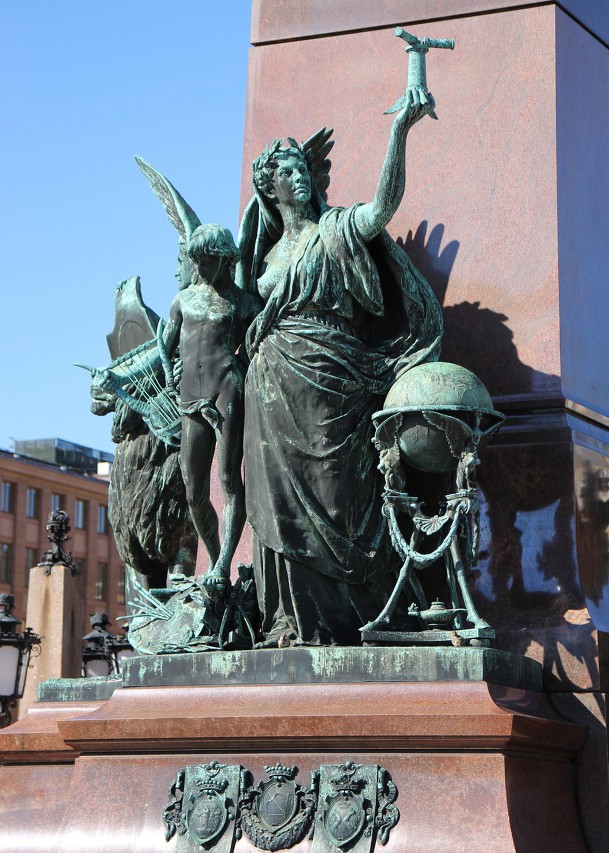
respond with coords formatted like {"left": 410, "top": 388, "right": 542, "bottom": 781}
{"left": 0, "top": 646, "right": 587, "bottom": 852}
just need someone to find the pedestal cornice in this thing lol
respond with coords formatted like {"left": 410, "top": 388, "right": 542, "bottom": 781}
{"left": 251, "top": 1, "right": 609, "bottom": 47}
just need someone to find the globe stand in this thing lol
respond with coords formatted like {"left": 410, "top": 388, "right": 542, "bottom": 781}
{"left": 362, "top": 363, "right": 505, "bottom": 647}
{"left": 361, "top": 483, "right": 495, "bottom": 646}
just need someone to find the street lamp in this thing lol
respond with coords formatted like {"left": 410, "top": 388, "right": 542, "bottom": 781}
{"left": 0, "top": 593, "right": 40, "bottom": 727}
{"left": 112, "top": 628, "right": 136, "bottom": 672}
{"left": 39, "top": 509, "right": 76, "bottom": 574}
{"left": 81, "top": 612, "right": 134, "bottom": 677}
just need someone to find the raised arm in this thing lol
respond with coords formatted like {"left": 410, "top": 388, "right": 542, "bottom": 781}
{"left": 354, "top": 90, "right": 435, "bottom": 242}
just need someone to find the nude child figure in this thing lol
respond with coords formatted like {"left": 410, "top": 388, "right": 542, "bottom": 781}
{"left": 164, "top": 224, "right": 258, "bottom": 592}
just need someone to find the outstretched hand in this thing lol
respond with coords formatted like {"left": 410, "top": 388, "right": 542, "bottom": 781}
{"left": 96, "top": 368, "right": 118, "bottom": 391}
{"left": 394, "top": 87, "right": 437, "bottom": 130}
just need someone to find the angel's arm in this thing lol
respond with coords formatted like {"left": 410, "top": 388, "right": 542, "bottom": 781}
{"left": 163, "top": 297, "right": 183, "bottom": 357}
{"left": 354, "top": 90, "right": 434, "bottom": 242}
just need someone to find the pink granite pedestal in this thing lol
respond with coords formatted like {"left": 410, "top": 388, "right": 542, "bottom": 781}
{"left": 240, "top": 2, "right": 609, "bottom": 848}
{"left": 1, "top": 2, "right": 608, "bottom": 851}
{"left": 0, "top": 676, "right": 588, "bottom": 852}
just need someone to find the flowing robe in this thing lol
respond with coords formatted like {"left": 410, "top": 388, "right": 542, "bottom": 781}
{"left": 244, "top": 204, "right": 442, "bottom": 644}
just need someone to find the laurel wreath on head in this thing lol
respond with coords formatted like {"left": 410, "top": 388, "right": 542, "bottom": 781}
{"left": 252, "top": 128, "right": 334, "bottom": 203}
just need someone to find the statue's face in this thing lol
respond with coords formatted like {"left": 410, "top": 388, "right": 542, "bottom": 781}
{"left": 271, "top": 153, "right": 311, "bottom": 206}
{"left": 175, "top": 248, "right": 192, "bottom": 291}
{"left": 194, "top": 253, "right": 223, "bottom": 284}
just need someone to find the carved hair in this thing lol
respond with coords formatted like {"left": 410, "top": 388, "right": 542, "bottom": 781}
{"left": 186, "top": 224, "right": 240, "bottom": 263}
{"left": 238, "top": 130, "right": 334, "bottom": 291}
{"left": 252, "top": 139, "right": 307, "bottom": 197}
{"left": 252, "top": 130, "right": 333, "bottom": 213}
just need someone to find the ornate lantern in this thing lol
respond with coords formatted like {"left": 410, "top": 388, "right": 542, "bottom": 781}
{"left": 39, "top": 509, "right": 75, "bottom": 573}
{"left": 112, "top": 628, "right": 136, "bottom": 672}
{"left": 81, "top": 612, "right": 134, "bottom": 677}
{"left": 0, "top": 594, "right": 40, "bottom": 727}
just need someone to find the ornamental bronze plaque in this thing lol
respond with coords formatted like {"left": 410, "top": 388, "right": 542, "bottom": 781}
{"left": 163, "top": 761, "right": 241, "bottom": 853}
{"left": 163, "top": 760, "right": 398, "bottom": 851}
{"left": 239, "top": 764, "right": 317, "bottom": 851}
{"left": 313, "top": 762, "right": 400, "bottom": 853}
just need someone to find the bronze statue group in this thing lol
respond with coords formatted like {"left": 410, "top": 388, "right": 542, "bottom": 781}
{"left": 85, "top": 83, "right": 491, "bottom": 649}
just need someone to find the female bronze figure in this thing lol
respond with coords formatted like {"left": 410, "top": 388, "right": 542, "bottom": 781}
{"left": 238, "top": 90, "right": 443, "bottom": 645}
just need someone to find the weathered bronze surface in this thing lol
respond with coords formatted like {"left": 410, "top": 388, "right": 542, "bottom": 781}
{"left": 315, "top": 762, "right": 399, "bottom": 852}
{"left": 38, "top": 676, "right": 121, "bottom": 703}
{"left": 121, "top": 646, "right": 542, "bottom": 692}
{"left": 163, "top": 761, "right": 241, "bottom": 853}
{"left": 385, "top": 27, "right": 454, "bottom": 116}
{"left": 239, "top": 764, "right": 318, "bottom": 850}
{"left": 79, "top": 26, "right": 516, "bottom": 654}
{"left": 238, "top": 44, "right": 449, "bottom": 648}
{"left": 2, "top": 6, "right": 603, "bottom": 851}
{"left": 365, "top": 362, "right": 503, "bottom": 644}
{"left": 80, "top": 28, "right": 465, "bottom": 652}
{"left": 136, "top": 159, "right": 258, "bottom": 591}
{"left": 122, "top": 565, "right": 257, "bottom": 654}
{"left": 162, "top": 761, "right": 398, "bottom": 852}
{"left": 84, "top": 277, "right": 196, "bottom": 592}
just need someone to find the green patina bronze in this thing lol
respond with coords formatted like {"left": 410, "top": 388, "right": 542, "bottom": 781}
{"left": 76, "top": 28, "right": 513, "bottom": 658}
{"left": 122, "top": 646, "right": 542, "bottom": 692}
{"left": 365, "top": 362, "right": 504, "bottom": 645}
{"left": 385, "top": 27, "right": 454, "bottom": 117}
{"left": 38, "top": 676, "right": 121, "bottom": 703}
{"left": 82, "top": 278, "right": 197, "bottom": 592}
{"left": 380, "top": 362, "right": 503, "bottom": 473}
{"left": 83, "top": 161, "right": 257, "bottom": 595}
{"left": 119, "top": 566, "right": 257, "bottom": 655}
{"left": 238, "top": 56, "right": 447, "bottom": 648}
{"left": 163, "top": 760, "right": 399, "bottom": 852}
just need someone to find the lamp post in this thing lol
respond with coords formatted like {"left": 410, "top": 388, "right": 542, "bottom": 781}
{"left": 81, "top": 612, "right": 134, "bottom": 677}
{"left": 112, "top": 627, "right": 136, "bottom": 672}
{"left": 39, "top": 509, "right": 76, "bottom": 574}
{"left": 0, "top": 594, "right": 40, "bottom": 727}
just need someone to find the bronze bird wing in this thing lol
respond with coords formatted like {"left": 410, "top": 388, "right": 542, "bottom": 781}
{"left": 135, "top": 156, "right": 201, "bottom": 241}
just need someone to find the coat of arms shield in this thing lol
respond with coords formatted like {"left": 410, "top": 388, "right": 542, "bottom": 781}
{"left": 185, "top": 789, "right": 227, "bottom": 846}
{"left": 258, "top": 778, "right": 298, "bottom": 830}
{"left": 325, "top": 792, "right": 367, "bottom": 847}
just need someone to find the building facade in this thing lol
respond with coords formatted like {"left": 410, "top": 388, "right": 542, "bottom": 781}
{"left": 0, "top": 447, "right": 126, "bottom": 637}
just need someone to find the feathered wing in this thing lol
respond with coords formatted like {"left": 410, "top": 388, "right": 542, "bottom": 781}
{"left": 135, "top": 156, "right": 201, "bottom": 240}
{"left": 301, "top": 127, "right": 334, "bottom": 201}
{"left": 423, "top": 410, "right": 472, "bottom": 458}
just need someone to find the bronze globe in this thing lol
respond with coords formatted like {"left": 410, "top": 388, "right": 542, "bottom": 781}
{"left": 375, "top": 362, "right": 503, "bottom": 473}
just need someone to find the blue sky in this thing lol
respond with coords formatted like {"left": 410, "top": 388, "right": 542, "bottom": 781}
{"left": 0, "top": 3, "right": 251, "bottom": 454}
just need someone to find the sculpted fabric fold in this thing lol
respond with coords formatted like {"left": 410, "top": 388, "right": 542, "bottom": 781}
{"left": 243, "top": 203, "right": 442, "bottom": 642}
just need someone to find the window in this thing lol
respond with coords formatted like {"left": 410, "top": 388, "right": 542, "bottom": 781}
{"left": 73, "top": 557, "right": 85, "bottom": 576}
{"left": 24, "top": 547, "right": 37, "bottom": 585}
{"left": 117, "top": 566, "right": 126, "bottom": 605}
{"left": 0, "top": 482, "right": 14, "bottom": 513}
{"left": 97, "top": 505, "right": 108, "bottom": 535}
{"left": 95, "top": 563, "right": 107, "bottom": 601}
{"left": 25, "top": 487, "right": 39, "bottom": 519}
{"left": 0, "top": 544, "right": 12, "bottom": 583}
{"left": 74, "top": 499, "right": 87, "bottom": 529}
{"left": 51, "top": 493, "right": 63, "bottom": 512}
